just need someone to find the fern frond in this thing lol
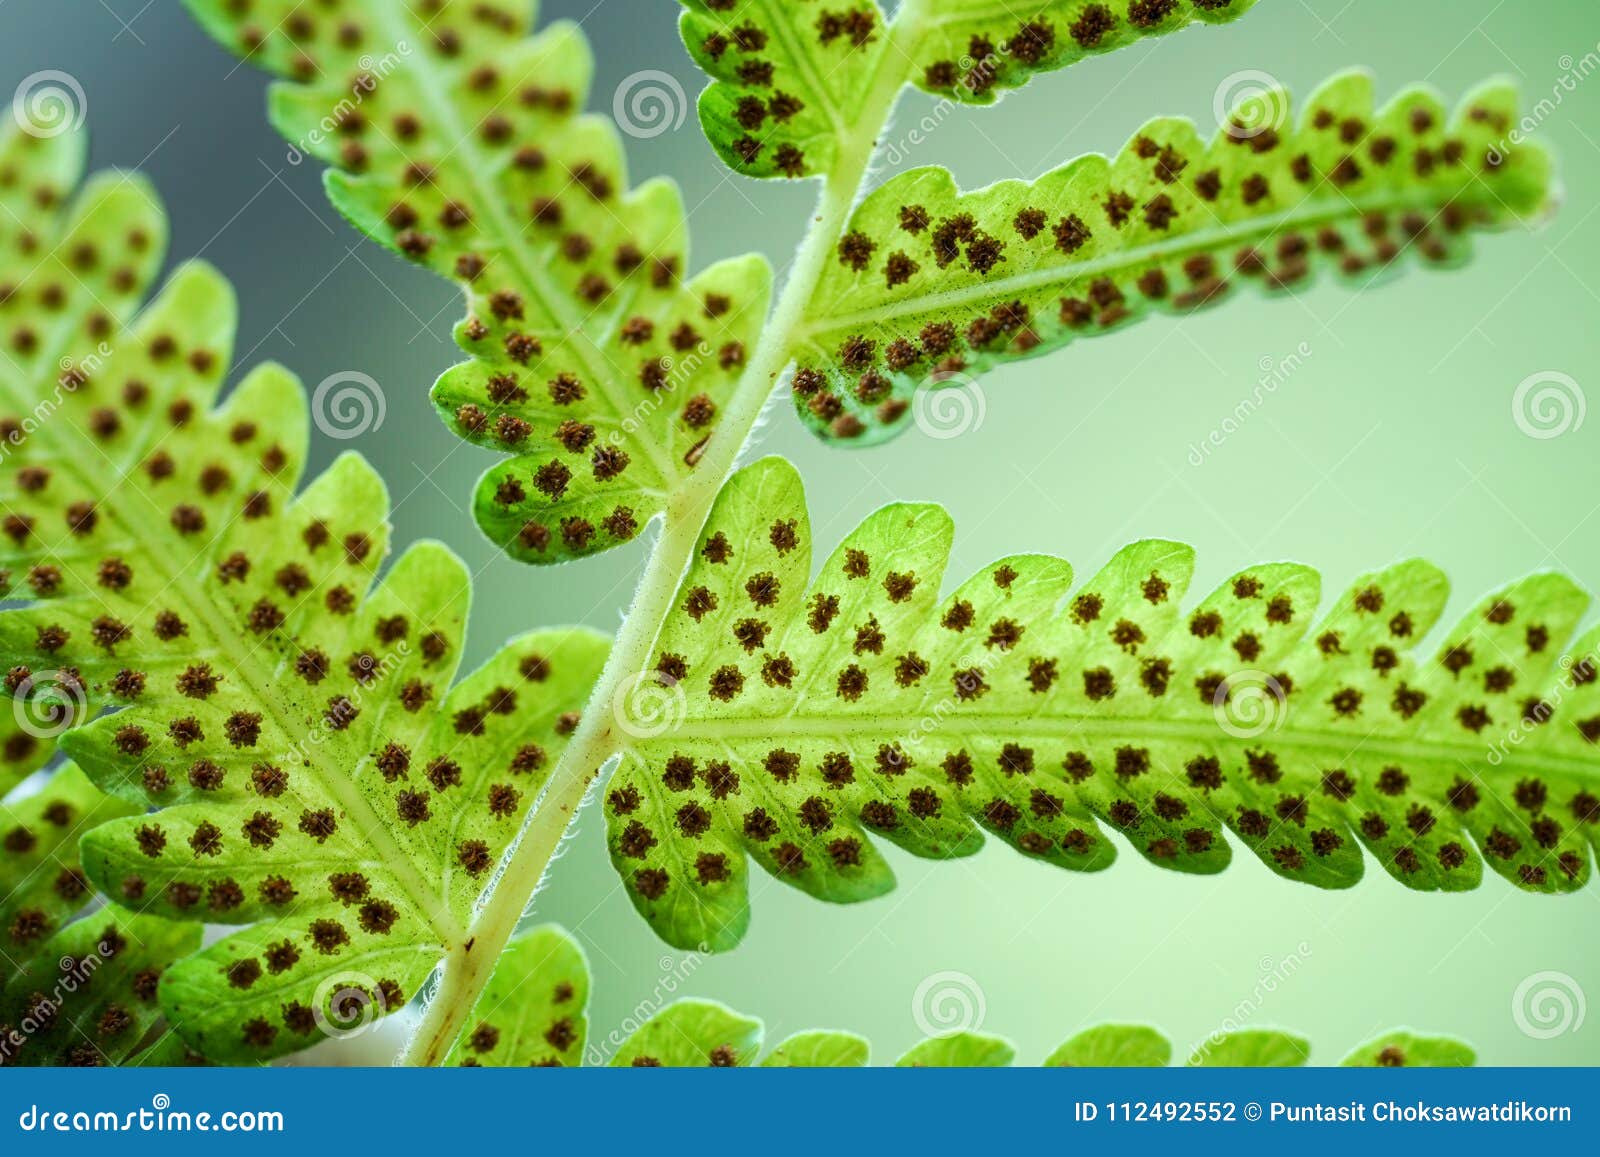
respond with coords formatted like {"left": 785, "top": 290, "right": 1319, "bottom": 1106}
{"left": 447, "top": 927, "right": 1469, "bottom": 1068}
{"left": 2, "top": 763, "right": 138, "bottom": 976}
{"left": 0, "top": 908, "right": 200, "bottom": 1067}
{"left": 680, "top": 1, "right": 1258, "bottom": 180}
{"left": 0, "top": 125, "right": 610, "bottom": 1062}
{"left": 183, "top": 0, "right": 772, "bottom": 565}
{"left": 603, "top": 458, "right": 1598, "bottom": 950}
{"left": 791, "top": 72, "right": 1555, "bottom": 445}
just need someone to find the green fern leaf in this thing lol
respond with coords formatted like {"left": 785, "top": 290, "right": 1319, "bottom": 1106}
{"left": 607, "top": 998, "right": 764, "bottom": 1067}
{"left": 127, "top": 1031, "right": 212, "bottom": 1068}
{"left": 1186, "top": 1026, "right": 1310, "bottom": 1066}
{"left": 1339, "top": 1029, "right": 1475, "bottom": 1067}
{"left": 2, "top": 763, "right": 139, "bottom": 975}
{"left": 680, "top": 1, "right": 890, "bottom": 180}
{"left": 183, "top": 0, "right": 772, "bottom": 564}
{"left": 603, "top": 458, "right": 1598, "bottom": 951}
{"left": 447, "top": 925, "right": 870, "bottom": 1066}
{"left": 790, "top": 72, "right": 1554, "bottom": 445}
{"left": 759, "top": 1028, "right": 870, "bottom": 1067}
{"left": 0, "top": 126, "right": 610, "bottom": 1062}
{"left": 897, "top": 1031, "right": 1015, "bottom": 1066}
{"left": 1043, "top": 1022, "right": 1171, "bottom": 1066}
{"left": 912, "top": 1024, "right": 1470, "bottom": 1066}
{"left": 1, "top": 908, "right": 200, "bottom": 1067}
{"left": 450, "top": 927, "right": 1468, "bottom": 1068}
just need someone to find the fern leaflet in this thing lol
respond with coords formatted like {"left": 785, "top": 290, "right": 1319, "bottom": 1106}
{"left": 447, "top": 925, "right": 1470, "bottom": 1067}
{"left": 906, "top": 1025, "right": 1472, "bottom": 1067}
{"left": 602, "top": 458, "right": 1598, "bottom": 950}
{"left": 791, "top": 72, "right": 1554, "bottom": 445}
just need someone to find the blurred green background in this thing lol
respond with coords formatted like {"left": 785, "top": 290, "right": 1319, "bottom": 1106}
{"left": 4, "top": 0, "right": 1597, "bottom": 1064}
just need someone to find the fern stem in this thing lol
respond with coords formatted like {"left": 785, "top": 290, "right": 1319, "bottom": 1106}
{"left": 399, "top": 0, "right": 934, "bottom": 1066}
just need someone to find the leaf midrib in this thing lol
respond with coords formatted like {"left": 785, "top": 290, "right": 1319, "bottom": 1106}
{"left": 797, "top": 185, "right": 1508, "bottom": 337}
{"left": 369, "top": 0, "right": 681, "bottom": 486}
{"left": 646, "top": 710, "right": 1600, "bottom": 783}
